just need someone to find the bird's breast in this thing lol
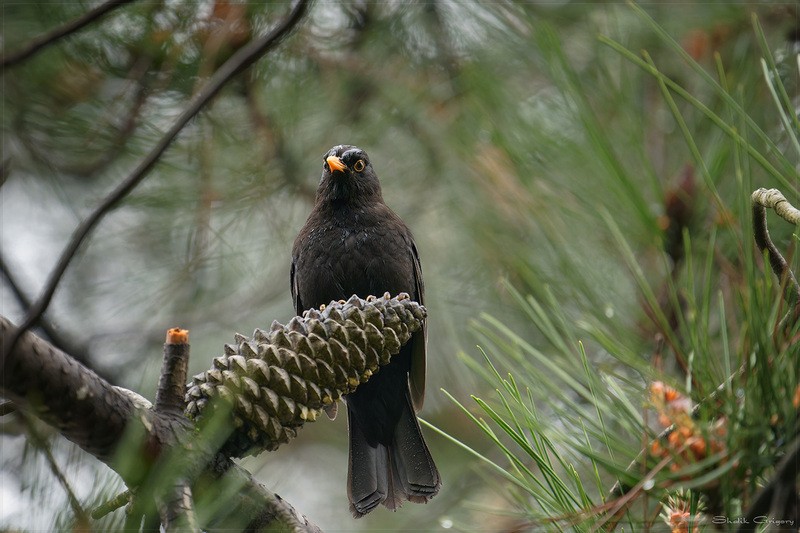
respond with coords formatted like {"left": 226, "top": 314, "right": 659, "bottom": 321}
{"left": 295, "top": 207, "right": 414, "bottom": 307}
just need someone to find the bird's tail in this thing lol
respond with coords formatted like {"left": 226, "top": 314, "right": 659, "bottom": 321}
{"left": 347, "top": 394, "right": 441, "bottom": 517}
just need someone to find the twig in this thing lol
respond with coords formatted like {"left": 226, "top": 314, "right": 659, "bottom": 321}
{"left": 0, "top": 401, "right": 16, "bottom": 416}
{"left": 10, "top": 8, "right": 158, "bottom": 179}
{"left": 242, "top": 73, "right": 316, "bottom": 201}
{"left": 91, "top": 490, "right": 132, "bottom": 519}
{"left": 1, "top": 0, "right": 310, "bottom": 365}
{"left": 736, "top": 434, "right": 800, "bottom": 533}
{"left": 1, "top": 0, "right": 137, "bottom": 69}
{"left": 20, "top": 412, "right": 90, "bottom": 526}
{"left": 751, "top": 188, "right": 800, "bottom": 309}
{"left": 601, "top": 188, "right": 800, "bottom": 528}
{"left": 594, "top": 451, "right": 688, "bottom": 532}
{"left": 0, "top": 251, "right": 112, "bottom": 382}
{"left": 604, "top": 368, "right": 743, "bottom": 528}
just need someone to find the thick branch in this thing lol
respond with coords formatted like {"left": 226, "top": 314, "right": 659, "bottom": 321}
{"left": 161, "top": 484, "right": 201, "bottom": 533}
{"left": 0, "top": 314, "right": 137, "bottom": 463}
{"left": 0, "top": 314, "right": 321, "bottom": 531}
{"left": 2, "top": 293, "right": 426, "bottom": 530}
{"left": 201, "top": 457, "right": 324, "bottom": 533}
{"left": 2, "top": 0, "right": 310, "bottom": 365}
{"left": 0, "top": 0, "right": 137, "bottom": 69}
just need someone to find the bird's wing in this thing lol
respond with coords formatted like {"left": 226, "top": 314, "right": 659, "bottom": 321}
{"left": 408, "top": 239, "right": 427, "bottom": 412}
{"left": 292, "top": 251, "right": 338, "bottom": 419}
{"left": 290, "top": 256, "right": 303, "bottom": 316}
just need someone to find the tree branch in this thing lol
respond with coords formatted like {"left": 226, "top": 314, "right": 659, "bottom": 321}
{"left": 1, "top": 295, "right": 423, "bottom": 531}
{"left": 0, "top": 314, "right": 321, "bottom": 531}
{"left": 161, "top": 484, "right": 201, "bottom": 533}
{"left": 0, "top": 314, "right": 138, "bottom": 463}
{"left": 751, "top": 187, "right": 800, "bottom": 310}
{"left": 0, "top": 250, "right": 110, "bottom": 382}
{"left": 201, "top": 456, "right": 324, "bottom": 533}
{"left": 154, "top": 328, "right": 200, "bottom": 532}
{"left": 1, "top": 0, "right": 310, "bottom": 365}
{"left": 20, "top": 412, "right": 90, "bottom": 527}
{"left": 91, "top": 490, "right": 131, "bottom": 519}
{"left": 0, "top": 0, "right": 138, "bottom": 69}
{"left": 736, "top": 434, "right": 800, "bottom": 533}
{"left": 155, "top": 329, "right": 191, "bottom": 417}
{"left": 242, "top": 73, "right": 317, "bottom": 202}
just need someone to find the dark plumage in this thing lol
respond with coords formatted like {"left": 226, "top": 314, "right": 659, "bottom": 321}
{"left": 291, "top": 145, "right": 440, "bottom": 517}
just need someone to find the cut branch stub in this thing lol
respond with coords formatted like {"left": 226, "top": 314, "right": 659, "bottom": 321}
{"left": 185, "top": 293, "right": 426, "bottom": 457}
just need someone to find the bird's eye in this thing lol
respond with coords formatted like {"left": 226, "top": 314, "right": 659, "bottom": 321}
{"left": 353, "top": 159, "right": 365, "bottom": 172}
{"left": 323, "top": 161, "right": 329, "bottom": 171}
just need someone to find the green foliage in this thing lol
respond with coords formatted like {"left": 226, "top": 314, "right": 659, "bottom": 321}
{"left": 2, "top": 1, "right": 798, "bottom": 531}
{"left": 437, "top": 4, "right": 800, "bottom": 530}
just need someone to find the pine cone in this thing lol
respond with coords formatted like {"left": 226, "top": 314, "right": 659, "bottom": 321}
{"left": 185, "top": 293, "right": 426, "bottom": 457}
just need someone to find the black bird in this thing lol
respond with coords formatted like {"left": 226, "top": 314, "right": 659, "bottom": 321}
{"left": 291, "top": 145, "right": 441, "bottom": 517}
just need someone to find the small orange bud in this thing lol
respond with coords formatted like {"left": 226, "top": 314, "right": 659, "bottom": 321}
{"left": 664, "top": 387, "right": 680, "bottom": 403}
{"left": 688, "top": 437, "right": 706, "bottom": 458}
{"left": 651, "top": 440, "right": 663, "bottom": 456}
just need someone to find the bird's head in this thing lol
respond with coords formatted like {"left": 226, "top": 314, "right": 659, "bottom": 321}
{"left": 316, "top": 145, "right": 383, "bottom": 204}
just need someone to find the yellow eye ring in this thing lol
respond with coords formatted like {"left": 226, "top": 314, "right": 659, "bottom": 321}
{"left": 353, "top": 159, "right": 365, "bottom": 172}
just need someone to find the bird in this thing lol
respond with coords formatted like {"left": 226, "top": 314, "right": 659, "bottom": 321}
{"left": 290, "top": 144, "right": 441, "bottom": 517}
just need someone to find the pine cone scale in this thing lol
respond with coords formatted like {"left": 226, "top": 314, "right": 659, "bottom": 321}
{"left": 185, "top": 293, "right": 426, "bottom": 457}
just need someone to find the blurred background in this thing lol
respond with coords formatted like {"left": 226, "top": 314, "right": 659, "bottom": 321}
{"left": 1, "top": 1, "right": 798, "bottom": 531}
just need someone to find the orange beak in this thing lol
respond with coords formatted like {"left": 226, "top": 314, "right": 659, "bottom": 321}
{"left": 326, "top": 155, "right": 346, "bottom": 173}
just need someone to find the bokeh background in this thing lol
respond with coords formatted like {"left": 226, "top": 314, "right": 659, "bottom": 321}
{"left": 2, "top": 1, "right": 798, "bottom": 531}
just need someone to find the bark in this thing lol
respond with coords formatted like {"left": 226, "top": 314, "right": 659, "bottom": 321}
{"left": 0, "top": 315, "right": 137, "bottom": 464}
{"left": 0, "top": 315, "right": 321, "bottom": 532}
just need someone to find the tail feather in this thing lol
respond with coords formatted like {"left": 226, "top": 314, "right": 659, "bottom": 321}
{"left": 347, "top": 393, "right": 441, "bottom": 518}
{"left": 389, "top": 393, "right": 440, "bottom": 500}
{"left": 347, "top": 408, "right": 388, "bottom": 516}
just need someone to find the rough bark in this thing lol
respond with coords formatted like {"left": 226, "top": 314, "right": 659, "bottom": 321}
{"left": 0, "top": 315, "right": 321, "bottom": 531}
{"left": 1, "top": 315, "right": 137, "bottom": 463}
